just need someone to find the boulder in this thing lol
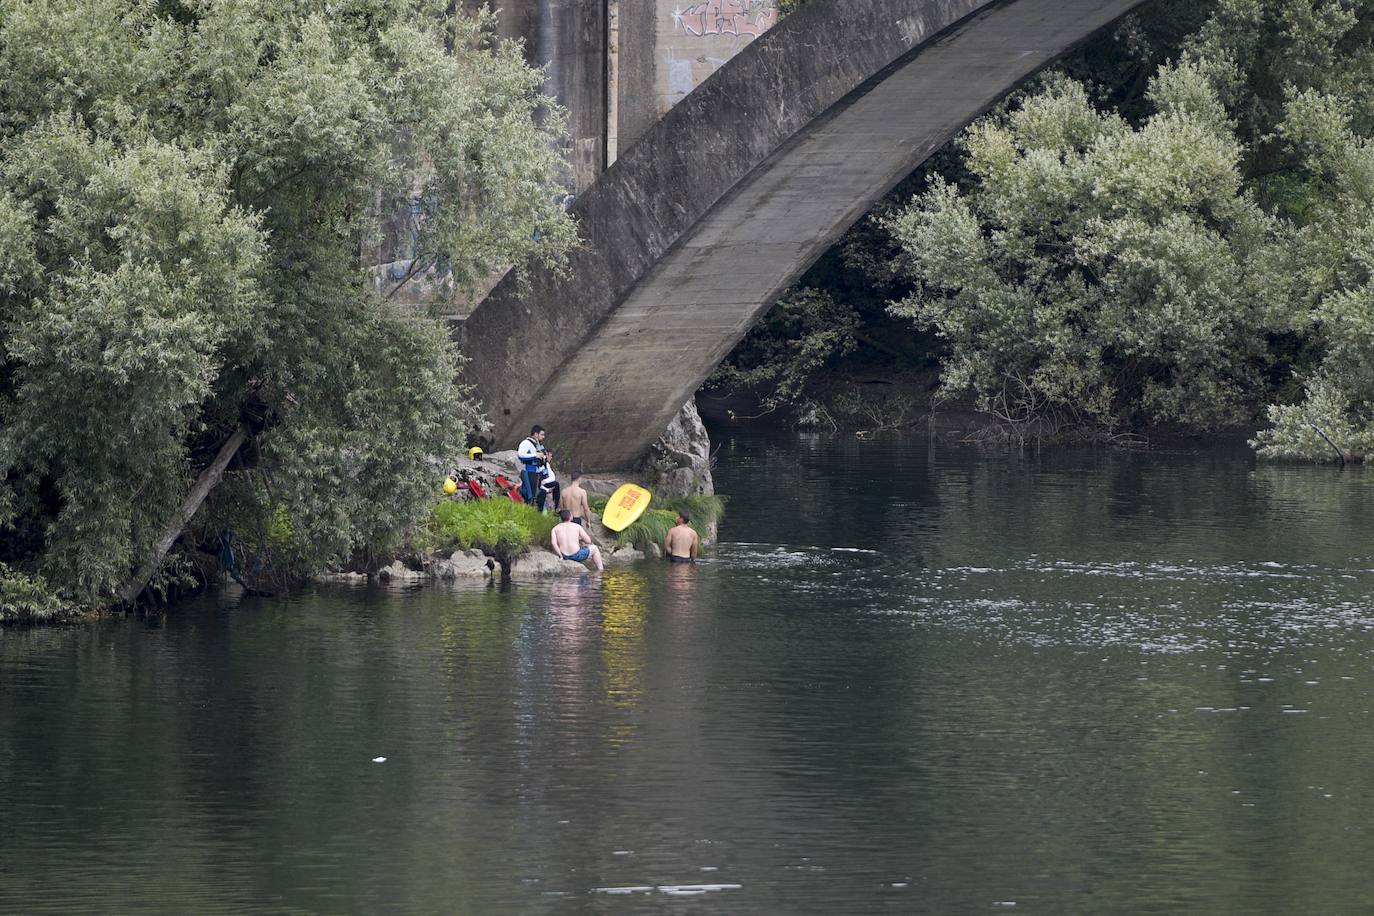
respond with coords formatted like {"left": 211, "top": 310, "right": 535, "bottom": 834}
{"left": 315, "top": 570, "right": 368, "bottom": 584}
{"left": 482, "top": 450, "right": 522, "bottom": 471}
{"left": 433, "top": 550, "right": 495, "bottom": 579}
{"left": 589, "top": 513, "right": 613, "bottom": 545}
{"left": 581, "top": 477, "right": 624, "bottom": 500}
{"left": 376, "top": 560, "right": 427, "bottom": 582}
{"left": 642, "top": 399, "right": 714, "bottom": 497}
{"left": 510, "top": 549, "right": 591, "bottom": 578}
{"left": 606, "top": 544, "right": 645, "bottom": 565}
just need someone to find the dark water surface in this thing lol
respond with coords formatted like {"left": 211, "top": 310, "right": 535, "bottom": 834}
{"left": 5, "top": 431, "right": 1374, "bottom": 914}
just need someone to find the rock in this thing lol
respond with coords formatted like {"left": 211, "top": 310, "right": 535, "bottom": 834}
{"left": 376, "top": 560, "right": 427, "bottom": 582}
{"left": 510, "top": 549, "right": 591, "bottom": 578}
{"left": 433, "top": 551, "right": 495, "bottom": 579}
{"left": 589, "top": 513, "right": 613, "bottom": 545}
{"left": 482, "top": 450, "right": 521, "bottom": 471}
{"left": 643, "top": 542, "right": 663, "bottom": 560}
{"left": 315, "top": 570, "right": 368, "bottom": 584}
{"left": 606, "top": 544, "right": 645, "bottom": 565}
{"left": 581, "top": 477, "right": 624, "bottom": 500}
{"left": 642, "top": 399, "right": 714, "bottom": 497}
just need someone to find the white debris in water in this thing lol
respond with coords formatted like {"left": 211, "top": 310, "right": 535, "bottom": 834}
{"left": 593, "top": 884, "right": 741, "bottom": 897}
{"left": 659, "top": 884, "right": 741, "bottom": 896}
{"left": 371, "top": 756, "right": 387, "bottom": 763}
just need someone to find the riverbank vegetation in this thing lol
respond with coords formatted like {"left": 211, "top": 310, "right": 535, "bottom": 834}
{"left": 0, "top": 1, "right": 576, "bottom": 615}
{"left": 589, "top": 494, "right": 726, "bottom": 554}
{"left": 422, "top": 499, "right": 558, "bottom": 568}
{"left": 0, "top": 563, "right": 74, "bottom": 623}
{"left": 712, "top": 0, "right": 1374, "bottom": 461}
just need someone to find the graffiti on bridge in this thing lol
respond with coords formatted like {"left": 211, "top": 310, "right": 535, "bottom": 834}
{"left": 672, "top": 0, "right": 777, "bottom": 40}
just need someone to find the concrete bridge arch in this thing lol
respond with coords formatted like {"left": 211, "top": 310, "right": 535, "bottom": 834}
{"left": 459, "top": 0, "right": 1149, "bottom": 469}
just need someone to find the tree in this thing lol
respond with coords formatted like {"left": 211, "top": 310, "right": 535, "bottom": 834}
{"left": 1252, "top": 90, "right": 1374, "bottom": 461}
{"left": 707, "top": 287, "right": 859, "bottom": 412}
{"left": 0, "top": 0, "right": 577, "bottom": 606}
{"left": 885, "top": 69, "right": 1280, "bottom": 438}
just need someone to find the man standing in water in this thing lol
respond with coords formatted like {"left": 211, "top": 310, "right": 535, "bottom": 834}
{"left": 561, "top": 473, "right": 592, "bottom": 528}
{"left": 664, "top": 513, "right": 699, "bottom": 564}
{"left": 551, "top": 509, "right": 603, "bottom": 571}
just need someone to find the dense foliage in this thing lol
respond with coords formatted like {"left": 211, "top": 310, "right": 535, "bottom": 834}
{"left": 0, "top": 0, "right": 576, "bottom": 607}
{"left": 886, "top": 69, "right": 1279, "bottom": 437}
{"left": 723, "top": 0, "right": 1374, "bottom": 460}
{"left": 0, "top": 562, "right": 68, "bottom": 622}
{"left": 889, "top": 0, "right": 1374, "bottom": 455}
{"left": 708, "top": 288, "right": 858, "bottom": 413}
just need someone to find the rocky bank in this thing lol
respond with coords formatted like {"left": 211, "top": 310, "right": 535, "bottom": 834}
{"left": 323, "top": 400, "right": 715, "bottom": 585}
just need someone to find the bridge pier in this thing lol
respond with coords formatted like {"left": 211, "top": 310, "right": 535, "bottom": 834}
{"left": 470, "top": 1, "right": 779, "bottom": 192}
{"left": 456, "top": 1, "right": 777, "bottom": 476}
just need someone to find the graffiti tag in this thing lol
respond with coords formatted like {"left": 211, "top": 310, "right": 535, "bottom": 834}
{"left": 673, "top": 0, "right": 777, "bottom": 39}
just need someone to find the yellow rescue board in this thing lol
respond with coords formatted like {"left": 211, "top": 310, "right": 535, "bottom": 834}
{"left": 601, "top": 483, "right": 652, "bottom": 532}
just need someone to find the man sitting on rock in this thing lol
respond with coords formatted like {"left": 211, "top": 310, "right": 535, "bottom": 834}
{"left": 551, "top": 509, "right": 603, "bottom": 572}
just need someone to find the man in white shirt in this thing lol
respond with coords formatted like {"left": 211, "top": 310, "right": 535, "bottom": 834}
{"left": 516, "top": 425, "right": 549, "bottom": 507}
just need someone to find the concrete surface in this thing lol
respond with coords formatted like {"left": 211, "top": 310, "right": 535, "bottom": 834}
{"left": 459, "top": 0, "right": 1149, "bottom": 468}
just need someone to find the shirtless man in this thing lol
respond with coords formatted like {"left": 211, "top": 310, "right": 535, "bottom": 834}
{"left": 664, "top": 512, "right": 699, "bottom": 564}
{"left": 561, "top": 473, "right": 592, "bottom": 528}
{"left": 551, "top": 509, "right": 603, "bottom": 571}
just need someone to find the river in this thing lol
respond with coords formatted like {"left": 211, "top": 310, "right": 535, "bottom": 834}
{"left": 4, "top": 430, "right": 1374, "bottom": 913}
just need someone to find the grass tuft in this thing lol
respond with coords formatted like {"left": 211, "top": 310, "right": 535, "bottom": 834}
{"left": 422, "top": 498, "right": 558, "bottom": 564}
{"left": 589, "top": 493, "right": 726, "bottom": 553}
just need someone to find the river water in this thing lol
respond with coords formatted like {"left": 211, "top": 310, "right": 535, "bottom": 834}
{"left": 4, "top": 430, "right": 1374, "bottom": 913}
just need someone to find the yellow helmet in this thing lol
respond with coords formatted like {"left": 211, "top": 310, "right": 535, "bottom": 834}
{"left": 443, "top": 477, "right": 458, "bottom": 495}
{"left": 467, "top": 446, "right": 485, "bottom": 461}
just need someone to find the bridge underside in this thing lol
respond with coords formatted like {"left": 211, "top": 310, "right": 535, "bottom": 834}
{"left": 459, "top": 0, "right": 1149, "bottom": 470}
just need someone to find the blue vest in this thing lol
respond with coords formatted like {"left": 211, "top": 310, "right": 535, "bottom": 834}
{"left": 518, "top": 438, "right": 545, "bottom": 472}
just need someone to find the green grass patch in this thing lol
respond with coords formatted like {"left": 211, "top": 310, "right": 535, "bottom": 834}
{"left": 589, "top": 493, "right": 726, "bottom": 553}
{"left": 422, "top": 498, "right": 557, "bottom": 564}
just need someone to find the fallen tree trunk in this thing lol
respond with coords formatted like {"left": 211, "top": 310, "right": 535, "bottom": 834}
{"left": 120, "top": 425, "right": 249, "bottom": 608}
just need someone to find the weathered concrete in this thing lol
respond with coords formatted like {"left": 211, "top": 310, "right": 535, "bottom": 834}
{"left": 468, "top": 0, "right": 607, "bottom": 191}
{"left": 460, "top": 0, "right": 1149, "bottom": 469}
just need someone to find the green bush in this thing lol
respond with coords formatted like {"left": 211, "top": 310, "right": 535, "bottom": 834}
{"left": 664, "top": 494, "right": 727, "bottom": 531}
{"left": 0, "top": 563, "right": 69, "bottom": 623}
{"left": 423, "top": 498, "right": 557, "bottom": 564}
{"left": 590, "top": 493, "right": 725, "bottom": 553}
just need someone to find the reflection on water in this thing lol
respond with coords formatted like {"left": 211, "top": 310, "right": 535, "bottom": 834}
{"left": 4, "top": 432, "right": 1374, "bottom": 913}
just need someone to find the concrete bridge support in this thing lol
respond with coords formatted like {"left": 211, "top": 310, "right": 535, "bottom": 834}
{"left": 460, "top": 0, "right": 1149, "bottom": 470}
